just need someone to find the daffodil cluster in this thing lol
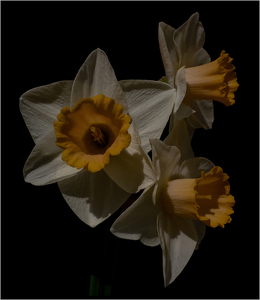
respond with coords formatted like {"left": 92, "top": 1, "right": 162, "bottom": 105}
{"left": 20, "top": 13, "right": 238, "bottom": 287}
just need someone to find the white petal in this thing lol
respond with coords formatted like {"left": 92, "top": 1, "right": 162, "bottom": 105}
{"left": 110, "top": 186, "right": 161, "bottom": 246}
{"left": 184, "top": 120, "right": 196, "bottom": 142}
{"left": 169, "top": 103, "right": 195, "bottom": 132}
{"left": 120, "top": 80, "right": 176, "bottom": 153}
{"left": 192, "top": 220, "right": 206, "bottom": 250}
{"left": 169, "top": 106, "right": 196, "bottom": 141}
{"left": 104, "top": 123, "right": 156, "bottom": 193}
{"left": 164, "top": 120, "right": 194, "bottom": 164}
{"left": 187, "top": 99, "right": 214, "bottom": 129}
{"left": 179, "top": 157, "right": 215, "bottom": 179}
{"left": 191, "top": 47, "right": 211, "bottom": 66}
{"left": 174, "top": 12, "right": 205, "bottom": 68}
{"left": 150, "top": 139, "right": 181, "bottom": 205}
{"left": 158, "top": 22, "right": 178, "bottom": 86}
{"left": 157, "top": 213, "right": 197, "bottom": 287}
{"left": 20, "top": 81, "right": 73, "bottom": 143}
{"left": 174, "top": 66, "right": 186, "bottom": 113}
{"left": 23, "top": 130, "right": 82, "bottom": 185}
{"left": 71, "top": 48, "right": 128, "bottom": 112}
{"left": 150, "top": 139, "right": 181, "bottom": 181}
{"left": 58, "top": 169, "right": 131, "bottom": 228}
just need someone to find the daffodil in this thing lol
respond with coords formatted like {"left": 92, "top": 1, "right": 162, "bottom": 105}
{"left": 159, "top": 13, "right": 239, "bottom": 132}
{"left": 20, "top": 48, "right": 176, "bottom": 227}
{"left": 111, "top": 120, "right": 235, "bottom": 286}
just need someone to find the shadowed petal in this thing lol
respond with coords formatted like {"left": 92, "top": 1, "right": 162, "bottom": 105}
{"left": 186, "top": 99, "right": 214, "bottom": 129}
{"left": 58, "top": 169, "right": 131, "bottom": 227}
{"left": 150, "top": 139, "right": 181, "bottom": 182}
{"left": 150, "top": 139, "right": 181, "bottom": 205}
{"left": 174, "top": 66, "right": 187, "bottom": 112}
{"left": 104, "top": 123, "right": 156, "bottom": 193}
{"left": 158, "top": 22, "right": 178, "bottom": 86}
{"left": 111, "top": 186, "right": 161, "bottom": 246}
{"left": 179, "top": 157, "right": 215, "bottom": 179}
{"left": 174, "top": 12, "right": 205, "bottom": 68}
{"left": 157, "top": 213, "right": 197, "bottom": 286}
{"left": 164, "top": 120, "right": 194, "bottom": 165}
{"left": 192, "top": 219, "right": 206, "bottom": 250}
{"left": 191, "top": 47, "right": 211, "bottom": 66}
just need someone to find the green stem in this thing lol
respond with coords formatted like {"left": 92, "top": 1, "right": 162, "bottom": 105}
{"left": 104, "top": 284, "right": 112, "bottom": 296}
{"left": 89, "top": 274, "right": 100, "bottom": 296}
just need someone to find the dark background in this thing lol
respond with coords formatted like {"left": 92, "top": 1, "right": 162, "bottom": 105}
{"left": 2, "top": 1, "right": 259, "bottom": 298}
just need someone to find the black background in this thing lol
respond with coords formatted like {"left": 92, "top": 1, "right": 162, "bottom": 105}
{"left": 2, "top": 1, "right": 259, "bottom": 299}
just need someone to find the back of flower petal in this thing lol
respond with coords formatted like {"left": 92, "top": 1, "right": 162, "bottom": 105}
{"left": 173, "top": 12, "right": 206, "bottom": 68}
{"left": 157, "top": 213, "right": 197, "bottom": 287}
{"left": 158, "top": 22, "right": 178, "bottom": 86}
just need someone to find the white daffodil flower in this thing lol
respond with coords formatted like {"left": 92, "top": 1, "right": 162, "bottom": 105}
{"left": 111, "top": 120, "right": 235, "bottom": 286}
{"left": 20, "top": 48, "right": 176, "bottom": 227}
{"left": 159, "top": 13, "right": 239, "bottom": 133}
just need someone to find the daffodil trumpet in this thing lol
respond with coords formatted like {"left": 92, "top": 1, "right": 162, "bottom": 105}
{"left": 161, "top": 166, "right": 235, "bottom": 228}
{"left": 54, "top": 95, "right": 131, "bottom": 173}
{"left": 183, "top": 51, "right": 239, "bottom": 106}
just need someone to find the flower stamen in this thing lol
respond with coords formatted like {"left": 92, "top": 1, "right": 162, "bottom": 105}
{"left": 196, "top": 195, "right": 212, "bottom": 201}
{"left": 91, "top": 126, "right": 107, "bottom": 147}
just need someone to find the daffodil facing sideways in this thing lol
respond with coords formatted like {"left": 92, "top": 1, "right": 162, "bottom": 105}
{"left": 20, "top": 48, "right": 177, "bottom": 227}
{"left": 159, "top": 13, "right": 239, "bottom": 132}
{"left": 110, "top": 120, "right": 235, "bottom": 286}
{"left": 183, "top": 50, "right": 239, "bottom": 107}
{"left": 161, "top": 166, "right": 234, "bottom": 228}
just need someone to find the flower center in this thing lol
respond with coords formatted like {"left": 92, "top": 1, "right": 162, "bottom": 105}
{"left": 184, "top": 51, "right": 239, "bottom": 106}
{"left": 90, "top": 126, "right": 107, "bottom": 147}
{"left": 54, "top": 94, "right": 131, "bottom": 173}
{"left": 161, "top": 166, "right": 235, "bottom": 228}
